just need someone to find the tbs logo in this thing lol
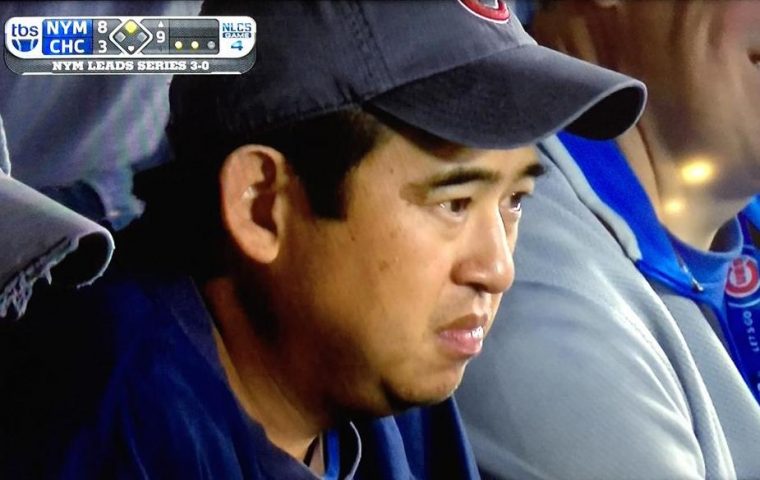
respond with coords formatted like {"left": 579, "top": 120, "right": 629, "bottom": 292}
{"left": 9, "top": 22, "right": 40, "bottom": 52}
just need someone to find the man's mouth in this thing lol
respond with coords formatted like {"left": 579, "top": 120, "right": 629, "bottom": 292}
{"left": 436, "top": 314, "right": 488, "bottom": 358}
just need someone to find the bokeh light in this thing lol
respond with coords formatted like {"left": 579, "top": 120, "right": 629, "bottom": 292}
{"left": 680, "top": 158, "right": 715, "bottom": 185}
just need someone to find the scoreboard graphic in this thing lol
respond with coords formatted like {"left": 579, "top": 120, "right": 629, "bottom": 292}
{"left": 4, "top": 16, "right": 256, "bottom": 74}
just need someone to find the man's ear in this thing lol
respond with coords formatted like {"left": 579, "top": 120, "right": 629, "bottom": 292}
{"left": 219, "top": 145, "right": 289, "bottom": 264}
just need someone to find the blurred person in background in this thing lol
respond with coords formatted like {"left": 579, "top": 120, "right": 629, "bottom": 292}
{"left": 0, "top": 112, "right": 113, "bottom": 322}
{"left": 0, "top": 1, "right": 201, "bottom": 230}
{"left": 0, "top": 110, "right": 114, "bottom": 475}
{"left": 458, "top": 1, "right": 760, "bottom": 479}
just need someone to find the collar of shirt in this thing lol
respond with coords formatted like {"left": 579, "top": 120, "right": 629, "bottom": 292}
{"left": 743, "top": 197, "right": 760, "bottom": 231}
{"left": 554, "top": 132, "right": 746, "bottom": 314}
{"left": 166, "top": 275, "right": 363, "bottom": 479}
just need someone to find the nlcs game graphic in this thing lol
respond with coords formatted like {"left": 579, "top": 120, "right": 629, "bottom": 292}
{"left": 4, "top": 16, "right": 256, "bottom": 74}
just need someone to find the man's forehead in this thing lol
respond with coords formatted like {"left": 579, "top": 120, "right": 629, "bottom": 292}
{"left": 381, "top": 117, "right": 540, "bottom": 166}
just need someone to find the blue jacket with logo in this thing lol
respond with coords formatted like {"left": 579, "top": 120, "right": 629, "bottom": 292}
{"left": 458, "top": 134, "right": 760, "bottom": 480}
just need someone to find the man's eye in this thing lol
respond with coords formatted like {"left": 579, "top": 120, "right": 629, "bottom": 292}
{"left": 506, "top": 192, "right": 528, "bottom": 212}
{"left": 439, "top": 198, "right": 471, "bottom": 215}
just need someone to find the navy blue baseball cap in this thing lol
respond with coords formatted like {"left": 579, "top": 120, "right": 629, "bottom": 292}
{"left": 172, "top": 0, "right": 646, "bottom": 148}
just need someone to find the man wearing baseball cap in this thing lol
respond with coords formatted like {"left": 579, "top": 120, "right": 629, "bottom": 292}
{"left": 16, "top": 1, "right": 645, "bottom": 478}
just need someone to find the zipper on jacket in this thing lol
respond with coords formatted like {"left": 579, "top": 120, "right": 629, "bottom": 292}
{"left": 674, "top": 250, "right": 705, "bottom": 294}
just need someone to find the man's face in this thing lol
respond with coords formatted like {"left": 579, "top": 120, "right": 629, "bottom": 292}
{"left": 270, "top": 127, "right": 540, "bottom": 415}
{"left": 624, "top": 0, "right": 760, "bottom": 191}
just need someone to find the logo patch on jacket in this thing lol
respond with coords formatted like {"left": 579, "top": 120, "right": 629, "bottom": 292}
{"left": 727, "top": 255, "right": 760, "bottom": 300}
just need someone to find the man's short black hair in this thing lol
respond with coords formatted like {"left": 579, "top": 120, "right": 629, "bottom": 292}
{"left": 121, "top": 74, "right": 385, "bottom": 278}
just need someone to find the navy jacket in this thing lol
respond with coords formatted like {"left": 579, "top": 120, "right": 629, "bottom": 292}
{"left": 2, "top": 267, "right": 479, "bottom": 479}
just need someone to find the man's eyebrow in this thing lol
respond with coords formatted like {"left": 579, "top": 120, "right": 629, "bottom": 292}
{"left": 423, "top": 167, "right": 502, "bottom": 190}
{"left": 424, "top": 161, "right": 546, "bottom": 190}
{"left": 401, "top": 167, "right": 500, "bottom": 202}
{"left": 521, "top": 162, "right": 547, "bottom": 180}
{"left": 403, "top": 161, "right": 546, "bottom": 202}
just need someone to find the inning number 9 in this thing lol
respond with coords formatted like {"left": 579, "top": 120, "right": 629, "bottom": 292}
{"left": 156, "top": 31, "right": 165, "bottom": 43}
{"left": 98, "top": 20, "right": 107, "bottom": 34}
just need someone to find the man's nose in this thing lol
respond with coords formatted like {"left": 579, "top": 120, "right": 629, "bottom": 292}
{"left": 452, "top": 209, "right": 515, "bottom": 295}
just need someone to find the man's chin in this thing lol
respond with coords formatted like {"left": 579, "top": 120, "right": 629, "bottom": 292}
{"left": 384, "top": 378, "right": 461, "bottom": 412}
{"left": 343, "top": 372, "right": 464, "bottom": 418}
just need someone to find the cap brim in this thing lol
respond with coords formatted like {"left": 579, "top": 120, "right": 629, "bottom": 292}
{"left": 0, "top": 176, "right": 114, "bottom": 320}
{"left": 369, "top": 44, "right": 646, "bottom": 149}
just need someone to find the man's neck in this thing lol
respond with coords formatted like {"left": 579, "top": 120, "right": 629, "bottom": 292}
{"left": 617, "top": 124, "right": 751, "bottom": 251}
{"left": 203, "top": 276, "right": 327, "bottom": 462}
